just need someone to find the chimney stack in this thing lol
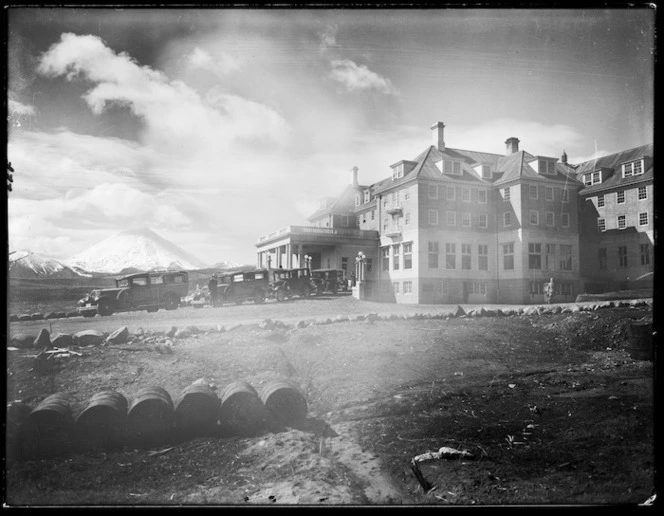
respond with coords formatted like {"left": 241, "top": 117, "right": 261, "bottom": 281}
{"left": 350, "top": 166, "right": 359, "bottom": 187}
{"left": 431, "top": 122, "right": 445, "bottom": 151}
{"left": 505, "top": 137, "right": 520, "bottom": 155}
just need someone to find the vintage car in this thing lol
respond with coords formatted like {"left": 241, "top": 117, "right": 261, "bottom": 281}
{"left": 77, "top": 270, "right": 189, "bottom": 317}
{"left": 310, "top": 268, "right": 348, "bottom": 295}
{"left": 268, "top": 267, "right": 316, "bottom": 302}
{"left": 208, "top": 269, "right": 270, "bottom": 306}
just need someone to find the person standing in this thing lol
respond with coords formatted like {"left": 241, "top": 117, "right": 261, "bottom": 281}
{"left": 544, "top": 278, "right": 555, "bottom": 304}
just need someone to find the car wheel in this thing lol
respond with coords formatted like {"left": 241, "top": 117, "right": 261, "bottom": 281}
{"left": 97, "top": 299, "right": 114, "bottom": 317}
{"left": 254, "top": 289, "right": 265, "bottom": 304}
{"left": 164, "top": 293, "right": 179, "bottom": 310}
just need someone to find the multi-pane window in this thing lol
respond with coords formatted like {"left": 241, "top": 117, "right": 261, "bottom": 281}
{"left": 429, "top": 184, "right": 438, "bottom": 199}
{"left": 462, "top": 187, "right": 470, "bottom": 202}
{"left": 446, "top": 186, "right": 455, "bottom": 201}
{"left": 366, "top": 258, "right": 373, "bottom": 273}
{"left": 584, "top": 171, "right": 602, "bottom": 186}
{"left": 453, "top": 162, "right": 461, "bottom": 175}
{"left": 530, "top": 210, "right": 539, "bottom": 225}
{"left": 404, "top": 191, "right": 410, "bottom": 201}
{"left": 441, "top": 279, "right": 449, "bottom": 294}
{"left": 429, "top": 209, "right": 439, "bottom": 225}
{"left": 545, "top": 186, "right": 554, "bottom": 201}
{"left": 618, "top": 246, "right": 628, "bottom": 268}
{"left": 393, "top": 281, "right": 400, "bottom": 294}
{"left": 504, "top": 212, "right": 512, "bottom": 227}
{"left": 545, "top": 243, "right": 556, "bottom": 271}
{"left": 559, "top": 244, "right": 572, "bottom": 271}
{"left": 598, "top": 248, "right": 607, "bottom": 270}
{"left": 617, "top": 190, "right": 625, "bottom": 204}
{"left": 503, "top": 187, "right": 511, "bottom": 201}
{"left": 623, "top": 159, "right": 644, "bottom": 177}
{"left": 528, "top": 243, "right": 542, "bottom": 270}
{"left": 461, "top": 243, "right": 472, "bottom": 270}
{"left": 639, "top": 212, "right": 649, "bottom": 226}
{"left": 428, "top": 241, "right": 439, "bottom": 268}
{"left": 530, "top": 282, "right": 544, "bottom": 295}
{"left": 478, "top": 244, "right": 488, "bottom": 270}
{"left": 392, "top": 163, "right": 404, "bottom": 180}
{"left": 562, "top": 189, "right": 569, "bottom": 203}
{"left": 478, "top": 189, "right": 487, "bottom": 203}
{"left": 481, "top": 165, "right": 491, "bottom": 179}
{"left": 403, "top": 242, "right": 413, "bottom": 269}
{"left": 446, "top": 243, "right": 456, "bottom": 269}
{"left": 618, "top": 215, "right": 626, "bottom": 230}
{"left": 598, "top": 218, "right": 606, "bottom": 232}
{"left": 443, "top": 160, "right": 452, "bottom": 174}
{"left": 561, "top": 212, "right": 570, "bottom": 228}
{"left": 479, "top": 213, "right": 488, "bottom": 229}
{"left": 638, "top": 186, "right": 647, "bottom": 200}
{"left": 641, "top": 244, "right": 650, "bottom": 266}
{"left": 446, "top": 211, "right": 456, "bottom": 226}
{"left": 597, "top": 194, "right": 605, "bottom": 208}
{"left": 545, "top": 212, "right": 554, "bottom": 227}
{"left": 461, "top": 212, "right": 471, "bottom": 228}
{"left": 382, "top": 247, "right": 390, "bottom": 271}
{"left": 503, "top": 243, "right": 514, "bottom": 270}
{"left": 393, "top": 244, "right": 400, "bottom": 270}
{"left": 471, "top": 282, "right": 487, "bottom": 295}
{"left": 529, "top": 185, "right": 538, "bottom": 199}
{"left": 403, "top": 281, "right": 412, "bottom": 294}
{"left": 341, "top": 215, "right": 349, "bottom": 227}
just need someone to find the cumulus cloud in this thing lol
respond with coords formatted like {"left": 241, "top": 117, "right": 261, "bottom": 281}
{"left": 329, "top": 59, "right": 399, "bottom": 95}
{"left": 187, "top": 46, "right": 240, "bottom": 75}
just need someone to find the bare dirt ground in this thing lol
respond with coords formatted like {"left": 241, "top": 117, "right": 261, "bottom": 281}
{"left": 4, "top": 296, "right": 656, "bottom": 507}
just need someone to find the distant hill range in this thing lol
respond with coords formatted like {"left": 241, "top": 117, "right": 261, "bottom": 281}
{"left": 10, "top": 228, "right": 243, "bottom": 278}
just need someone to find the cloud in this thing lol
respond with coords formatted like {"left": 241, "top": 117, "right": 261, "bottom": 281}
{"left": 318, "top": 23, "right": 338, "bottom": 52}
{"left": 329, "top": 59, "right": 399, "bottom": 95}
{"left": 187, "top": 46, "right": 240, "bottom": 76}
{"left": 9, "top": 99, "right": 35, "bottom": 116}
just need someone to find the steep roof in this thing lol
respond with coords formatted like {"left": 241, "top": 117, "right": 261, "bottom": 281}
{"left": 492, "top": 151, "right": 582, "bottom": 186}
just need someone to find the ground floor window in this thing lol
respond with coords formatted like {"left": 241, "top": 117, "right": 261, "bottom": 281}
{"left": 404, "top": 281, "right": 413, "bottom": 294}
{"left": 559, "top": 244, "right": 573, "bottom": 271}
{"left": 478, "top": 244, "right": 488, "bottom": 270}
{"left": 503, "top": 243, "right": 514, "bottom": 270}
{"left": 382, "top": 247, "right": 390, "bottom": 271}
{"left": 618, "top": 246, "right": 628, "bottom": 268}
{"left": 428, "top": 241, "right": 439, "bottom": 268}
{"left": 393, "top": 281, "right": 400, "bottom": 294}
{"left": 640, "top": 244, "right": 650, "bottom": 266}
{"left": 446, "top": 243, "right": 456, "bottom": 269}
{"left": 530, "top": 281, "right": 544, "bottom": 295}
{"left": 528, "top": 243, "right": 542, "bottom": 270}
{"left": 598, "top": 248, "right": 607, "bottom": 270}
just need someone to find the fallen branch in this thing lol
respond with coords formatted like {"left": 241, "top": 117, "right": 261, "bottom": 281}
{"left": 410, "top": 459, "right": 434, "bottom": 493}
{"left": 414, "top": 446, "right": 475, "bottom": 463}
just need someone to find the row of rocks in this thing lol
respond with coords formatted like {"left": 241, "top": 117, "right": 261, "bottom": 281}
{"left": 9, "top": 311, "right": 82, "bottom": 322}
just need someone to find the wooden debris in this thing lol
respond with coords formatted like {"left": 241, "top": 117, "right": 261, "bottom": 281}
{"left": 414, "top": 446, "right": 475, "bottom": 463}
{"left": 410, "top": 458, "right": 434, "bottom": 493}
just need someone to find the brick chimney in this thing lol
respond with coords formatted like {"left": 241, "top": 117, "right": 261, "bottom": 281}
{"left": 431, "top": 122, "right": 445, "bottom": 151}
{"left": 350, "top": 166, "right": 359, "bottom": 187}
{"left": 505, "top": 137, "right": 520, "bottom": 155}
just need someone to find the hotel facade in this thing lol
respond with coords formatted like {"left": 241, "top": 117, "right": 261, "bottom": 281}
{"left": 256, "top": 122, "right": 653, "bottom": 305}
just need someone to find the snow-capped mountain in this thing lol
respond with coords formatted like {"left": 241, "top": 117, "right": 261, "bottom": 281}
{"left": 64, "top": 228, "right": 209, "bottom": 274}
{"left": 9, "top": 250, "right": 85, "bottom": 278}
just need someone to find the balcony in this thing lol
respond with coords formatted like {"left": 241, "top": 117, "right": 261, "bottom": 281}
{"left": 256, "top": 225, "right": 379, "bottom": 247}
{"left": 384, "top": 225, "right": 402, "bottom": 238}
{"left": 385, "top": 202, "right": 403, "bottom": 215}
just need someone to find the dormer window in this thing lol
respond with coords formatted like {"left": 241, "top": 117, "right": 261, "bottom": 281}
{"left": 537, "top": 159, "right": 556, "bottom": 175}
{"left": 363, "top": 190, "right": 371, "bottom": 203}
{"left": 584, "top": 171, "right": 602, "bottom": 186}
{"left": 481, "top": 165, "right": 492, "bottom": 179}
{"left": 443, "top": 160, "right": 463, "bottom": 176}
{"left": 392, "top": 163, "right": 404, "bottom": 180}
{"left": 622, "top": 159, "right": 644, "bottom": 177}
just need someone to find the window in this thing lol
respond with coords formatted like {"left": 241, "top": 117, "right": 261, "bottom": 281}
{"left": 641, "top": 244, "right": 650, "bottom": 266}
{"left": 598, "top": 248, "right": 607, "bottom": 270}
{"left": 617, "top": 190, "right": 625, "bottom": 204}
{"left": 561, "top": 212, "right": 570, "bottom": 228}
{"left": 403, "top": 242, "right": 412, "bottom": 269}
{"left": 478, "top": 189, "right": 487, "bottom": 203}
{"left": 364, "top": 190, "right": 370, "bottom": 203}
{"left": 618, "top": 215, "right": 626, "bottom": 230}
{"left": 562, "top": 189, "right": 569, "bottom": 203}
{"left": 461, "top": 212, "right": 471, "bottom": 228}
{"left": 355, "top": 195, "right": 361, "bottom": 207}
{"left": 428, "top": 241, "right": 439, "bottom": 268}
{"left": 545, "top": 243, "right": 556, "bottom": 270}
{"left": 530, "top": 281, "right": 544, "bottom": 295}
{"left": 504, "top": 212, "right": 511, "bottom": 227}
{"left": 481, "top": 165, "right": 491, "bottom": 179}
{"left": 429, "top": 184, "right": 438, "bottom": 199}
{"left": 393, "top": 281, "right": 400, "bottom": 294}
{"left": 383, "top": 197, "right": 388, "bottom": 208}
{"left": 446, "top": 243, "right": 456, "bottom": 269}
{"left": 637, "top": 186, "right": 647, "bottom": 200}
{"left": 529, "top": 185, "right": 538, "bottom": 200}
{"left": 545, "top": 186, "right": 554, "bottom": 201}
{"left": 382, "top": 247, "right": 390, "bottom": 271}
{"left": 559, "top": 244, "right": 572, "bottom": 271}
{"left": 461, "top": 243, "right": 472, "bottom": 270}
{"left": 539, "top": 159, "right": 555, "bottom": 175}
{"left": 528, "top": 243, "right": 542, "bottom": 270}
{"left": 443, "top": 160, "right": 452, "bottom": 174}
{"left": 503, "top": 243, "right": 514, "bottom": 270}
{"left": 478, "top": 244, "right": 488, "bottom": 270}
{"left": 151, "top": 276, "right": 164, "bottom": 285}
{"left": 503, "top": 187, "right": 511, "bottom": 201}
{"left": 545, "top": 211, "right": 555, "bottom": 227}
{"left": 597, "top": 194, "right": 605, "bottom": 208}
{"left": 404, "top": 191, "right": 410, "bottom": 201}
{"left": 366, "top": 258, "right": 373, "bottom": 273}
{"left": 598, "top": 218, "right": 606, "bottom": 232}
{"left": 341, "top": 257, "right": 348, "bottom": 271}
{"left": 623, "top": 159, "right": 644, "bottom": 177}
{"left": 584, "top": 171, "right": 602, "bottom": 186}
{"left": 446, "top": 211, "right": 456, "bottom": 226}
{"left": 393, "top": 244, "right": 400, "bottom": 270}
{"left": 341, "top": 215, "right": 349, "bottom": 227}
{"left": 462, "top": 187, "right": 471, "bottom": 202}
{"left": 453, "top": 162, "right": 461, "bottom": 175}
{"left": 479, "top": 213, "right": 488, "bottom": 229}
{"left": 403, "top": 281, "right": 413, "bottom": 294}
{"left": 446, "top": 186, "right": 456, "bottom": 201}
{"left": 639, "top": 212, "right": 649, "bottom": 226}
{"left": 405, "top": 212, "right": 410, "bottom": 226}
{"left": 618, "top": 246, "right": 628, "bottom": 268}
{"left": 530, "top": 210, "right": 539, "bottom": 226}
{"left": 429, "top": 209, "right": 439, "bottom": 225}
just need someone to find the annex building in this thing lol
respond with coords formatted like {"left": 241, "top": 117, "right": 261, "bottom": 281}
{"left": 256, "top": 122, "right": 653, "bottom": 305}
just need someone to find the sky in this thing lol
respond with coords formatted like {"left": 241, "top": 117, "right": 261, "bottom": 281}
{"left": 6, "top": 7, "right": 655, "bottom": 266}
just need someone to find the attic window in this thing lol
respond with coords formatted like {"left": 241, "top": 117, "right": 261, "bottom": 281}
{"left": 622, "top": 159, "right": 644, "bottom": 178}
{"left": 363, "top": 190, "right": 370, "bottom": 203}
{"left": 443, "top": 160, "right": 462, "bottom": 176}
{"left": 584, "top": 171, "right": 602, "bottom": 186}
{"left": 392, "top": 163, "right": 404, "bottom": 180}
{"left": 538, "top": 159, "right": 556, "bottom": 175}
{"left": 481, "top": 165, "right": 492, "bottom": 179}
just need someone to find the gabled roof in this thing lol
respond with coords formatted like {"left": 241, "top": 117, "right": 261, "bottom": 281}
{"left": 572, "top": 143, "right": 653, "bottom": 195}
{"left": 492, "top": 151, "right": 582, "bottom": 186}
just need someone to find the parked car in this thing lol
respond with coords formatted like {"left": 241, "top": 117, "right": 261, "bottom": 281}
{"left": 311, "top": 268, "right": 348, "bottom": 295}
{"left": 208, "top": 269, "right": 270, "bottom": 306}
{"left": 77, "top": 270, "right": 189, "bottom": 317}
{"left": 268, "top": 267, "right": 316, "bottom": 302}
{"left": 185, "top": 285, "right": 210, "bottom": 308}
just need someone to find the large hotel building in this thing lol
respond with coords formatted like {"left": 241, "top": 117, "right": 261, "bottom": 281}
{"left": 256, "top": 122, "right": 653, "bottom": 304}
